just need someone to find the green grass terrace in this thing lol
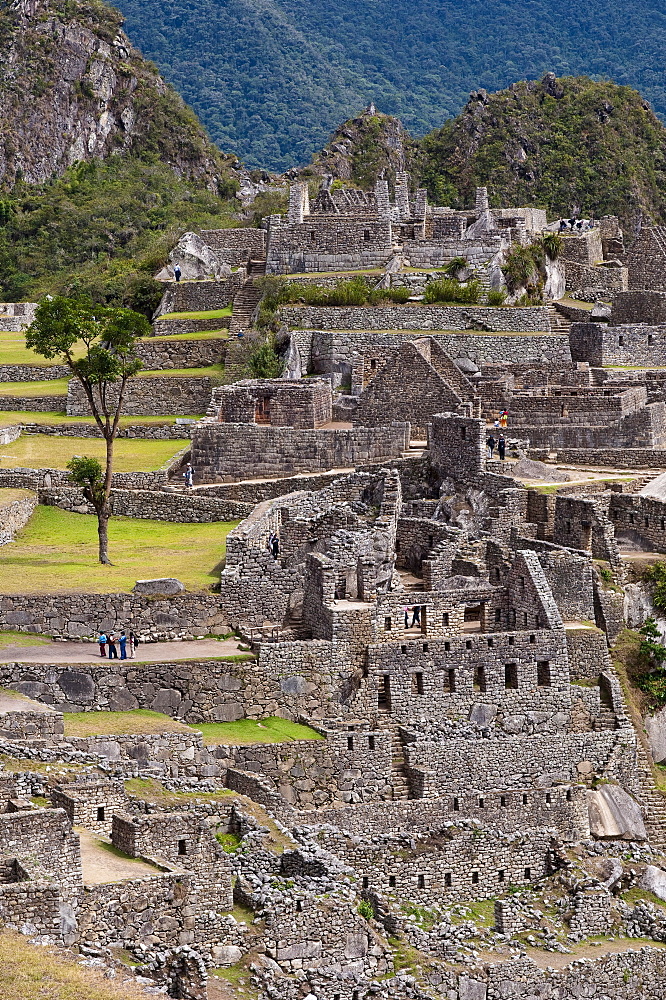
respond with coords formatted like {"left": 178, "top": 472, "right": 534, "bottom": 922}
{"left": 0, "top": 507, "right": 239, "bottom": 592}
{"left": 0, "top": 411, "right": 203, "bottom": 427}
{"left": 0, "top": 435, "right": 189, "bottom": 471}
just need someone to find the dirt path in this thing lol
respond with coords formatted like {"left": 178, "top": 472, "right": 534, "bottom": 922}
{"left": 78, "top": 829, "right": 166, "bottom": 885}
{"left": 0, "top": 637, "right": 243, "bottom": 664}
{"left": 479, "top": 937, "right": 666, "bottom": 971}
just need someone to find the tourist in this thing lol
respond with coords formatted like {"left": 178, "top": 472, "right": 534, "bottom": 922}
{"left": 98, "top": 631, "right": 107, "bottom": 657}
{"left": 128, "top": 631, "right": 136, "bottom": 658}
{"left": 183, "top": 463, "right": 194, "bottom": 488}
{"left": 271, "top": 533, "right": 280, "bottom": 559}
{"left": 500, "top": 409, "right": 508, "bottom": 428}
{"left": 119, "top": 630, "right": 127, "bottom": 660}
{"left": 498, "top": 435, "right": 506, "bottom": 461}
{"left": 486, "top": 434, "right": 496, "bottom": 458}
{"left": 411, "top": 605, "right": 421, "bottom": 627}
{"left": 404, "top": 605, "right": 411, "bottom": 628}
{"left": 173, "top": 263, "right": 181, "bottom": 282}
{"left": 107, "top": 632, "right": 118, "bottom": 659}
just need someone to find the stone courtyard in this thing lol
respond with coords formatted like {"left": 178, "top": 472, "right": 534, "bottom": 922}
{"left": 5, "top": 175, "right": 666, "bottom": 999}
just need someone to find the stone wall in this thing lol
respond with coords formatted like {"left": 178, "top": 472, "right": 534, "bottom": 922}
{"left": 151, "top": 317, "right": 230, "bottom": 338}
{"left": 282, "top": 304, "right": 552, "bottom": 332}
{"left": 530, "top": 447, "right": 666, "bottom": 468}
{"left": 0, "top": 467, "right": 175, "bottom": 492}
{"left": 51, "top": 778, "right": 127, "bottom": 836}
{"left": 0, "top": 808, "right": 81, "bottom": 898}
{"left": 0, "top": 709, "right": 63, "bottom": 740}
{"left": 17, "top": 421, "right": 196, "bottom": 440}
{"left": 571, "top": 321, "right": 666, "bottom": 367}
{"left": 301, "top": 328, "right": 571, "bottom": 372}
{"left": 404, "top": 730, "right": 639, "bottom": 797}
{"left": 136, "top": 337, "right": 226, "bottom": 370}
{"left": 199, "top": 227, "right": 266, "bottom": 266}
{"left": 41, "top": 485, "right": 250, "bottom": 523}
{"left": 266, "top": 218, "right": 394, "bottom": 273}
{"left": 612, "top": 290, "right": 666, "bottom": 325}
{"left": 564, "top": 260, "right": 627, "bottom": 301}
{"left": 190, "top": 421, "right": 410, "bottom": 481}
{"left": 0, "top": 591, "right": 227, "bottom": 642}
{"left": 0, "top": 302, "right": 37, "bottom": 331}
{"left": 66, "top": 377, "right": 214, "bottom": 418}
{"left": 319, "top": 825, "right": 554, "bottom": 904}
{"left": 0, "top": 393, "right": 67, "bottom": 412}
{"left": 0, "top": 491, "right": 37, "bottom": 544}
{"left": 317, "top": 784, "right": 589, "bottom": 841}
{"left": 155, "top": 276, "right": 242, "bottom": 316}
{"left": 0, "top": 363, "right": 69, "bottom": 382}
{"left": 609, "top": 492, "right": 666, "bottom": 552}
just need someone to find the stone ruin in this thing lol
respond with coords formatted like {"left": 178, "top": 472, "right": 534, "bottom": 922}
{"left": 10, "top": 174, "right": 666, "bottom": 1000}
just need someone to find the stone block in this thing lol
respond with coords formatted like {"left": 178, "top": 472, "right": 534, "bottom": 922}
{"left": 133, "top": 578, "right": 185, "bottom": 595}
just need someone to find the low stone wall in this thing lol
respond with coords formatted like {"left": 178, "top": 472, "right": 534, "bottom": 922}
{"left": 151, "top": 316, "right": 230, "bottom": 338}
{"left": 282, "top": 304, "right": 551, "bottom": 332}
{"left": 0, "top": 394, "right": 67, "bottom": 412}
{"left": 0, "top": 465, "right": 180, "bottom": 492}
{"left": 136, "top": 337, "right": 226, "bottom": 370}
{"left": 66, "top": 377, "right": 214, "bottom": 417}
{"left": 564, "top": 260, "right": 627, "bottom": 301}
{"left": 41, "top": 485, "right": 251, "bottom": 523}
{"left": 0, "top": 709, "right": 63, "bottom": 740}
{"left": 529, "top": 447, "right": 666, "bottom": 468}
{"left": 0, "top": 364, "right": 69, "bottom": 382}
{"left": 18, "top": 421, "right": 196, "bottom": 440}
{"left": 571, "top": 321, "right": 666, "bottom": 367}
{"left": 0, "top": 592, "right": 227, "bottom": 642}
{"left": 155, "top": 275, "right": 242, "bottom": 316}
{"left": 0, "top": 491, "right": 37, "bottom": 544}
{"left": 190, "top": 421, "right": 410, "bottom": 481}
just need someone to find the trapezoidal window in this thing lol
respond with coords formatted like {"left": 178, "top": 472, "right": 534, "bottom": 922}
{"left": 378, "top": 674, "right": 391, "bottom": 711}
{"left": 447, "top": 668, "right": 456, "bottom": 694}
{"left": 504, "top": 662, "right": 518, "bottom": 689}
{"left": 412, "top": 672, "right": 424, "bottom": 696}
{"left": 363, "top": 229, "right": 371, "bottom": 241}
{"left": 178, "top": 839, "right": 187, "bottom": 856}
{"left": 537, "top": 660, "right": 551, "bottom": 687}
{"left": 96, "top": 806, "right": 105, "bottom": 822}
{"left": 473, "top": 664, "right": 487, "bottom": 693}
{"left": 254, "top": 396, "right": 271, "bottom": 425}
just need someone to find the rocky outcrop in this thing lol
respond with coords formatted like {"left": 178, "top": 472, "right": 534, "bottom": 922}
{"left": 588, "top": 783, "right": 648, "bottom": 840}
{"left": 0, "top": 0, "right": 230, "bottom": 188}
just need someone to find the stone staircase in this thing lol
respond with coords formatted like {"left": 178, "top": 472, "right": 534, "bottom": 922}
{"left": 390, "top": 729, "right": 412, "bottom": 801}
{"left": 548, "top": 302, "right": 573, "bottom": 337}
{"left": 633, "top": 740, "right": 666, "bottom": 851}
{"left": 229, "top": 260, "right": 266, "bottom": 335}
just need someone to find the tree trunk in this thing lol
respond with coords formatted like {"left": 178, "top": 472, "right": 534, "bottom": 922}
{"left": 97, "top": 508, "right": 111, "bottom": 565}
{"left": 98, "top": 433, "right": 115, "bottom": 565}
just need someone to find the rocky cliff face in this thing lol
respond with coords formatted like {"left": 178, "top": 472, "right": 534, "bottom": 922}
{"left": 0, "top": 0, "right": 232, "bottom": 189}
{"left": 297, "top": 107, "right": 416, "bottom": 189}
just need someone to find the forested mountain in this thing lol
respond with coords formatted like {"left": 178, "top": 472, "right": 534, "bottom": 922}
{"left": 113, "top": 0, "right": 666, "bottom": 170}
{"left": 0, "top": 0, "right": 241, "bottom": 306}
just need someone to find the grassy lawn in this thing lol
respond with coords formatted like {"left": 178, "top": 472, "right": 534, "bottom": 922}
{"left": 0, "top": 332, "right": 87, "bottom": 367}
{"left": 140, "top": 365, "right": 225, "bottom": 379}
{"left": 0, "top": 628, "right": 50, "bottom": 648}
{"left": 0, "top": 378, "right": 69, "bottom": 397}
{"left": 0, "top": 928, "right": 148, "bottom": 1000}
{"left": 0, "top": 487, "right": 35, "bottom": 507}
{"left": 0, "top": 411, "right": 202, "bottom": 427}
{"left": 0, "top": 435, "right": 189, "bottom": 471}
{"left": 64, "top": 709, "right": 192, "bottom": 737}
{"left": 0, "top": 506, "right": 239, "bottom": 593}
{"left": 190, "top": 716, "right": 324, "bottom": 745}
{"left": 158, "top": 306, "right": 233, "bottom": 320}
{"left": 124, "top": 776, "right": 234, "bottom": 806}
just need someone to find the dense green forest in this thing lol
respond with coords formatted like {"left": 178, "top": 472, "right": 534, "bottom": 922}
{"left": 113, "top": 0, "right": 666, "bottom": 170}
{"left": 415, "top": 76, "right": 666, "bottom": 232}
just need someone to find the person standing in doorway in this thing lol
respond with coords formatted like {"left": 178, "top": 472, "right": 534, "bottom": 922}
{"left": 98, "top": 631, "right": 107, "bottom": 657}
{"left": 498, "top": 435, "right": 506, "bottom": 461}
{"left": 107, "top": 632, "right": 118, "bottom": 659}
{"left": 486, "top": 434, "right": 496, "bottom": 459}
{"left": 271, "top": 533, "right": 280, "bottom": 559}
{"left": 119, "top": 630, "right": 127, "bottom": 660}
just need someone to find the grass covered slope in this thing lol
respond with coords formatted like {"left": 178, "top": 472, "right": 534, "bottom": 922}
{"left": 417, "top": 75, "right": 666, "bottom": 232}
{"left": 0, "top": 435, "right": 188, "bottom": 471}
{"left": 0, "top": 507, "right": 239, "bottom": 592}
{"left": 112, "top": 0, "right": 666, "bottom": 171}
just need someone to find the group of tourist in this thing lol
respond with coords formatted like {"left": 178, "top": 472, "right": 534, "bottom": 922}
{"left": 558, "top": 217, "right": 594, "bottom": 232}
{"left": 486, "top": 433, "right": 506, "bottom": 460}
{"left": 97, "top": 630, "right": 138, "bottom": 659}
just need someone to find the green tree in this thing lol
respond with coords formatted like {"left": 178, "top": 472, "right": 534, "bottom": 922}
{"left": 638, "top": 617, "right": 666, "bottom": 668}
{"left": 249, "top": 337, "right": 284, "bottom": 378}
{"left": 26, "top": 296, "right": 149, "bottom": 564}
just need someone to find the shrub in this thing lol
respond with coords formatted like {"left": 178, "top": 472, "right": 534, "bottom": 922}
{"left": 543, "top": 232, "right": 563, "bottom": 260}
{"left": 487, "top": 288, "right": 507, "bottom": 305}
{"left": 248, "top": 335, "right": 283, "bottom": 378}
{"left": 424, "top": 277, "right": 481, "bottom": 304}
{"left": 358, "top": 899, "right": 374, "bottom": 920}
{"left": 644, "top": 562, "right": 666, "bottom": 612}
{"left": 443, "top": 255, "right": 467, "bottom": 276}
